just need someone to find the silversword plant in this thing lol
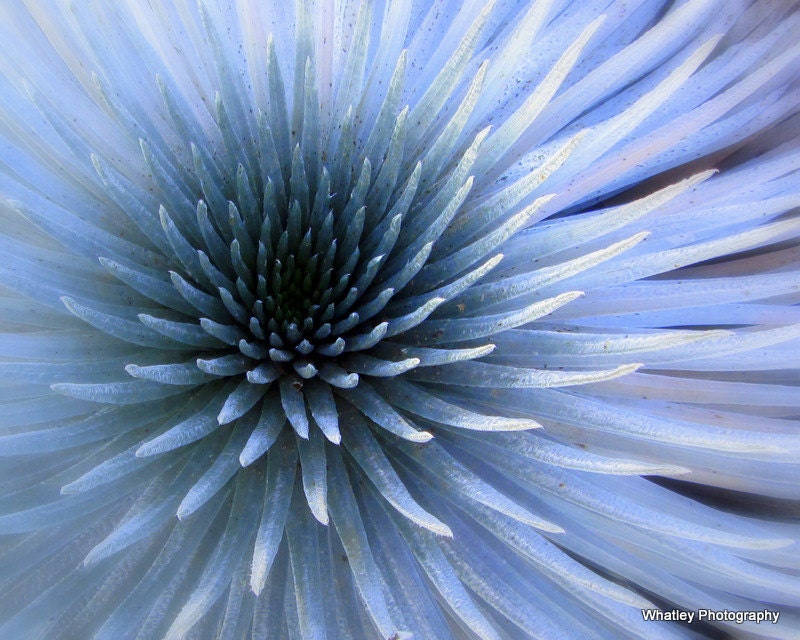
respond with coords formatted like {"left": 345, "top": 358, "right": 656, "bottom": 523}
{"left": 1, "top": 1, "right": 799, "bottom": 639}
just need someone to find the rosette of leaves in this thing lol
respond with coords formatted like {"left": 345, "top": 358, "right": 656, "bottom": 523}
{"left": 1, "top": 1, "right": 799, "bottom": 639}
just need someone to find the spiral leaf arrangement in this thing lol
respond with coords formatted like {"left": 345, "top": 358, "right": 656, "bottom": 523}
{"left": 1, "top": 1, "right": 800, "bottom": 639}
